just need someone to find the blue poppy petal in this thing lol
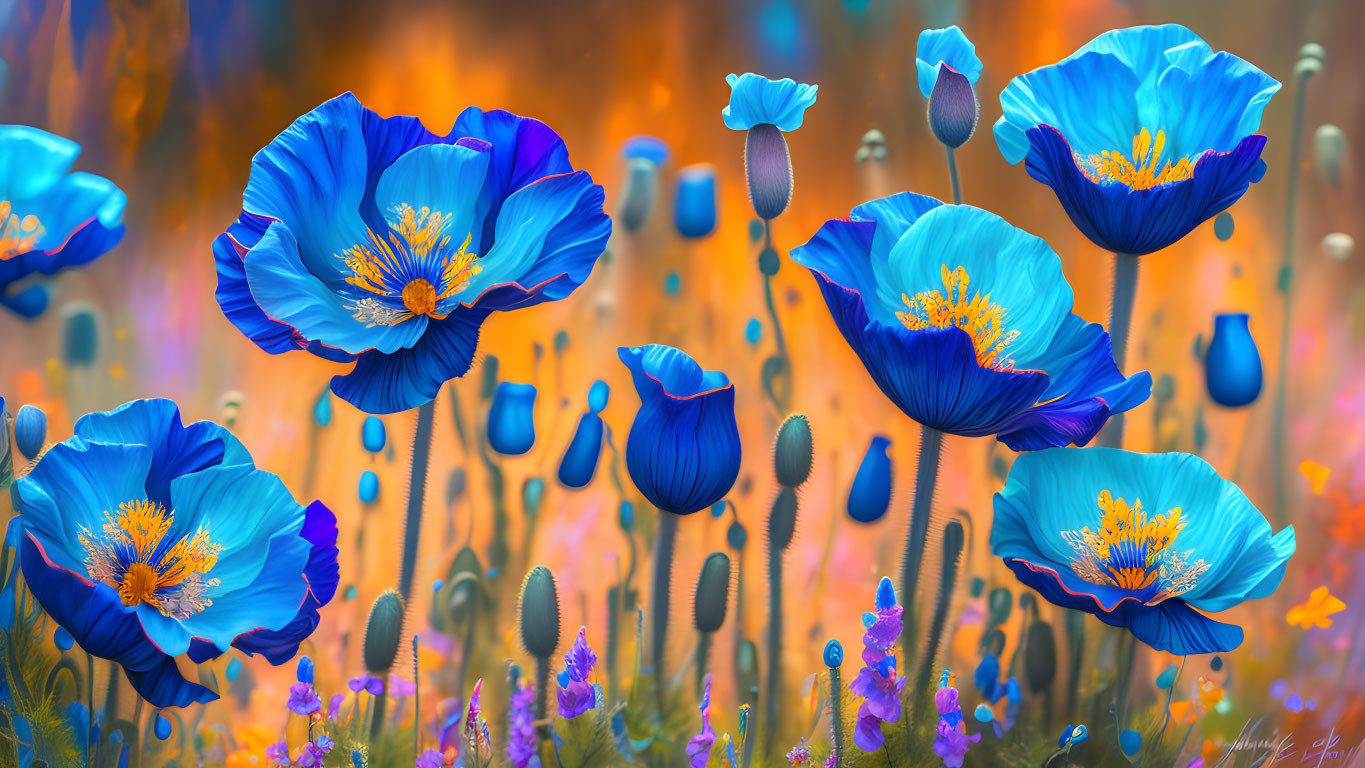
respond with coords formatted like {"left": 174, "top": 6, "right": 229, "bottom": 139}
{"left": 243, "top": 221, "right": 428, "bottom": 354}
{"left": 13, "top": 439, "right": 152, "bottom": 571}
{"left": 0, "top": 216, "right": 124, "bottom": 295}
{"left": 329, "top": 307, "right": 489, "bottom": 414}
{"left": 1023, "top": 126, "right": 1269, "bottom": 255}
{"left": 996, "top": 51, "right": 1141, "bottom": 164}
{"left": 213, "top": 211, "right": 305, "bottom": 355}
{"left": 915, "top": 26, "right": 982, "bottom": 98}
{"left": 373, "top": 140, "right": 492, "bottom": 257}
{"left": 19, "top": 533, "right": 217, "bottom": 708}
{"left": 73, "top": 398, "right": 247, "bottom": 506}
{"left": 23, "top": 171, "right": 126, "bottom": 250}
{"left": 721, "top": 73, "right": 819, "bottom": 132}
{"left": 1155, "top": 50, "right": 1279, "bottom": 156}
{"left": 452, "top": 107, "right": 573, "bottom": 251}
{"left": 0, "top": 125, "right": 80, "bottom": 198}
{"left": 849, "top": 192, "right": 944, "bottom": 267}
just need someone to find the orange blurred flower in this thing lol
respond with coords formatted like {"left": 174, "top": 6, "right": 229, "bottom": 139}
{"left": 1327, "top": 491, "right": 1365, "bottom": 549}
{"left": 1286, "top": 586, "right": 1346, "bottom": 629}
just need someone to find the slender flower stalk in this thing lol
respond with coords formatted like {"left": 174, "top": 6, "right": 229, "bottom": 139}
{"left": 1097, "top": 253, "right": 1139, "bottom": 448}
{"left": 899, "top": 427, "right": 943, "bottom": 657}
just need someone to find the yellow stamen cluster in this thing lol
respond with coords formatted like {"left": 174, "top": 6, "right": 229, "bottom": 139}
{"left": 897, "top": 265, "right": 1019, "bottom": 370}
{"left": 0, "top": 200, "right": 45, "bottom": 261}
{"left": 79, "top": 499, "right": 221, "bottom": 618}
{"left": 1062, "top": 490, "right": 1208, "bottom": 602}
{"left": 339, "top": 205, "right": 482, "bottom": 327}
{"left": 1082, "top": 128, "right": 1196, "bottom": 190}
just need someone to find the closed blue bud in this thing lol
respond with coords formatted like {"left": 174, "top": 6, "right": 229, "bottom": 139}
{"left": 874, "top": 576, "right": 897, "bottom": 611}
{"left": 488, "top": 382, "right": 537, "bottom": 455}
{"left": 618, "top": 158, "right": 658, "bottom": 233}
{"left": 619, "top": 345, "right": 740, "bottom": 515}
{"left": 225, "top": 657, "right": 242, "bottom": 682}
{"left": 744, "top": 318, "right": 762, "bottom": 345}
{"left": 1205, "top": 312, "right": 1262, "bottom": 407}
{"left": 54, "top": 626, "right": 74, "bottom": 650}
{"left": 847, "top": 435, "right": 892, "bottom": 523}
{"left": 1, "top": 282, "right": 50, "bottom": 318}
{"left": 861, "top": 611, "right": 876, "bottom": 628}
{"left": 154, "top": 712, "right": 172, "bottom": 740}
{"left": 928, "top": 64, "right": 980, "bottom": 149}
{"left": 1155, "top": 664, "right": 1177, "bottom": 689}
{"left": 665, "top": 272, "right": 681, "bottom": 295}
{"left": 711, "top": 500, "right": 727, "bottom": 518}
{"left": 588, "top": 380, "right": 610, "bottom": 414}
{"left": 975, "top": 704, "right": 995, "bottom": 723}
{"left": 361, "top": 416, "right": 385, "bottom": 453}
{"left": 15, "top": 404, "right": 47, "bottom": 459}
{"left": 358, "top": 470, "right": 379, "bottom": 503}
{"left": 823, "top": 639, "right": 843, "bottom": 668}
{"left": 618, "top": 500, "right": 635, "bottom": 532}
{"left": 297, "top": 655, "right": 314, "bottom": 684}
{"left": 314, "top": 388, "right": 333, "bottom": 426}
{"left": 745, "top": 123, "right": 793, "bottom": 220}
{"left": 1119, "top": 730, "right": 1141, "bottom": 757}
{"left": 673, "top": 164, "right": 717, "bottom": 239}
{"left": 61, "top": 301, "right": 101, "bottom": 367}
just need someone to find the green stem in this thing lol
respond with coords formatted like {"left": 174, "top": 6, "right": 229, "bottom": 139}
{"left": 369, "top": 692, "right": 387, "bottom": 740}
{"left": 1273, "top": 68, "right": 1313, "bottom": 527}
{"left": 829, "top": 666, "right": 845, "bottom": 768}
{"left": 650, "top": 512, "right": 678, "bottom": 706}
{"left": 945, "top": 147, "right": 962, "bottom": 205}
{"left": 534, "top": 655, "right": 552, "bottom": 742}
{"left": 695, "top": 632, "right": 712, "bottom": 699}
{"left": 898, "top": 427, "right": 943, "bottom": 655}
{"left": 762, "top": 222, "right": 791, "bottom": 414}
{"left": 764, "top": 543, "right": 783, "bottom": 757}
{"left": 398, "top": 399, "right": 436, "bottom": 599}
{"left": 1097, "top": 253, "right": 1139, "bottom": 448}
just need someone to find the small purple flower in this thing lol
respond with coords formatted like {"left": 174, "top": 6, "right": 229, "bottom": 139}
{"left": 685, "top": 675, "right": 717, "bottom": 768}
{"left": 328, "top": 693, "right": 347, "bottom": 721}
{"left": 389, "top": 674, "right": 417, "bottom": 697}
{"left": 786, "top": 737, "right": 811, "bottom": 765}
{"left": 348, "top": 674, "right": 384, "bottom": 696}
{"left": 415, "top": 748, "right": 444, "bottom": 768}
{"left": 932, "top": 672, "right": 980, "bottom": 767}
{"left": 850, "top": 578, "right": 906, "bottom": 752}
{"left": 265, "top": 740, "right": 289, "bottom": 767}
{"left": 296, "top": 741, "right": 324, "bottom": 768}
{"left": 288, "top": 682, "right": 322, "bottom": 716}
{"left": 315, "top": 735, "right": 335, "bottom": 754}
{"left": 556, "top": 626, "right": 598, "bottom": 718}
{"left": 507, "top": 680, "right": 537, "bottom": 768}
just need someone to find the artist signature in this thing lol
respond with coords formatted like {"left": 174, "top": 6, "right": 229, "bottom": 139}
{"left": 1219, "top": 728, "right": 1363, "bottom": 766}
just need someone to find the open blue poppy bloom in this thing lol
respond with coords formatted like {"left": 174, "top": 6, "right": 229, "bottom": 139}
{"left": 0, "top": 126, "right": 126, "bottom": 315}
{"left": 721, "top": 73, "right": 818, "bottom": 132}
{"left": 991, "top": 448, "right": 1295, "bottom": 654}
{"left": 12, "top": 399, "right": 339, "bottom": 707}
{"left": 993, "top": 25, "right": 1279, "bottom": 255}
{"left": 915, "top": 26, "right": 982, "bottom": 98}
{"left": 790, "top": 195, "right": 1151, "bottom": 450}
{"left": 214, "top": 93, "right": 611, "bottom": 414}
{"left": 619, "top": 344, "right": 740, "bottom": 515}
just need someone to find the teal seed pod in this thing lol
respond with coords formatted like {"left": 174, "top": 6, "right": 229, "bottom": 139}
{"left": 519, "top": 566, "right": 561, "bottom": 658}
{"left": 726, "top": 520, "right": 747, "bottom": 551}
{"left": 1025, "top": 618, "right": 1057, "bottom": 695}
{"left": 363, "top": 591, "right": 405, "bottom": 674}
{"left": 774, "top": 414, "right": 813, "bottom": 488}
{"left": 693, "top": 552, "right": 732, "bottom": 633}
{"left": 60, "top": 301, "right": 101, "bottom": 367}
{"left": 767, "top": 486, "right": 798, "bottom": 551}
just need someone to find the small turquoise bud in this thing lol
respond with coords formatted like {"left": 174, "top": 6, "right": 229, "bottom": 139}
{"left": 225, "top": 657, "right": 242, "bottom": 681}
{"left": 1205, "top": 312, "right": 1262, "bottom": 407}
{"left": 314, "top": 388, "right": 333, "bottom": 426}
{"left": 874, "top": 576, "right": 896, "bottom": 611}
{"left": 15, "top": 404, "right": 47, "bottom": 460}
{"left": 487, "top": 382, "right": 537, "bottom": 455}
{"left": 1119, "top": 730, "right": 1142, "bottom": 757}
{"left": 154, "top": 712, "right": 172, "bottom": 740}
{"left": 587, "top": 380, "right": 609, "bottom": 413}
{"left": 847, "top": 435, "right": 892, "bottom": 523}
{"left": 618, "top": 500, "right": 634, "bottom": 533}
{"left": 54, "top": 626, "right": 73, "bottom": 650}
{"left": 927, "top": 64, "right": 979, "bottom": 149}
{"left": 358, "top": 470, "right": 379, "bottom": 503}
{"left": 361, "top": 416, "right": 385, "bottom": 453}
{"left": 522, "top": 477, "right": 545, "bottom": 519}
{"left": 823, "top": 639, "right": 843, "bottom": 668}
{"left": 1155, "top": 664, "right": 1177, "bottom": 689}
{"left": 674, "top": 164, "right": 718, "bottom": 239}
{"left": 1214, "top": 211, "right": 1235, "bottom": 241}
{"left": 744, "top": 318, "right": 762, "bottom": 345}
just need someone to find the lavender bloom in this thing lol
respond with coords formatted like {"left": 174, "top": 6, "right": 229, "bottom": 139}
{"left": 849, "top": 577, "right": 906, "bottom": 752}
{"left": 316, "top": 736, "right": 335, "bottom": 754}
{"left": 932, "top": 673, "right": 980, "bottom": 767}
{"left": 685, "top": 675, "right": 717, "bottom": 768}
{"left": 415, "top": 749, "right": 444, "bottom": 768}
{"left": 389, "top": 675, "right": 417, "bottom": 697}
{"left": 786, "top": 738, "right": 812, "bottom": 765}
{"left": 288, "top": 682, "right": 322, "bottom": 716}
{"left": 348, "top": 674, "right": 384, "bottom": 695}
{"left": 556, "top": 626, "right": 598, "bottom": 718}
{"left": 328, "top": 694, "right": 347, "bottom": 721}
{"left": 507, "top": 681, "right": 538, "bottom": 767}
{"left": 266, "top": 741, "right": 289, "bottom": 767}
{"left": 296, "top": 741, "right": 324, "bottom": 768}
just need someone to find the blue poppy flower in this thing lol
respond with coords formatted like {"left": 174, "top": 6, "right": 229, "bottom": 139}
{"left": 790, "top": 194, "right": 1150, "bottom": 450}
{"left": 618, "top": 344, "right": 740, "bottom": 515}
{"left": 991, "top": 448, "right": 1295, "bottom": 654}
{"left": 721, "top": 73, "right": 818, "bottom": 132}
{"left": 12, "top": 399, "right": 338, "bottom": 707}
{"left": 993, "top": 25, "right": 1279, "bottom": 255}
{"left": 915, "top": 26, "right": 982, "bottom": 98}
{"left": 214, "top": 93, "right": 611, "bottom": 414}
{"left": 0, "top": 126, "right": 126, "bottom": 314}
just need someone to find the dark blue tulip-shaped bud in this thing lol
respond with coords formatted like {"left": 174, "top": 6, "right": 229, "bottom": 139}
{"left": 560, "top": 410, "right": 604, "bottom": 489}
{"left": 588, "top": 380, "right": 610, "bottom": 414}
{"left": 488, "top": 382, "right": 537, "bottom": 455}
{"left": 314, "top": 388, "right": 333, "bottom": 426}
{"left": 358, "top": 470, "right": 379, "bottom": 503}
{"left": 1, "top": 282, "right": 50, "bottom": 318}
{"left": 927, "top": 64, "right": 979, "bottom": 149}
{"left": 15, "top": 404, "right": 47, "bottom": 460}
{"left": 1205, "top": 312, "right": 1262, "bottom": 407}
{"left": 154, "top": 712, "right": 172, "bottom": 740}
{"left": 361, "top": 416, "right": 385, "bottom": 454}
{"left": 619, "top": 345, "right": 740, "bottom": 514}
{"left": 619, "top": 158, "right": 658, "bottom": 233}
{"left": 674, "top": 165, "right": 718, "bottom": 239}
{"left": 823, "top": 639, "right": 843, "bottom": 668}
{"left": 54, "top": 626, "right": 74, "bottom": 650}
{"left": 60, "top": 301, "right": 101, "bottom": 367}
{"left": 847, "top": 435, "right": 892, "bottom": 523}
{"left": 746, "top": 124, "right": 793, "bottom": 221}
{"left": 297, "top": 656, "right": 314, "bottom": 684}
